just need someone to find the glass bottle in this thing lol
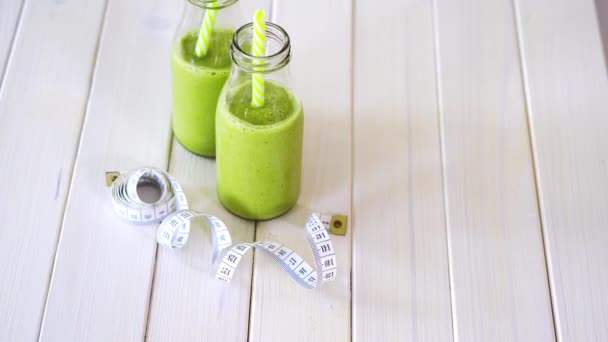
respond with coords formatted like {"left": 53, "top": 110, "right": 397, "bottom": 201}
{"left": 216, "top": 22, "right": 303, "bottom": 220}
{"left": 171, "top": 0, "right": 242, "bottom": 157}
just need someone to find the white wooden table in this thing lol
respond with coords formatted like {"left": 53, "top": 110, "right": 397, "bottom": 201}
{"left": 1, "top": 0, "right": 607, "bottom": 340}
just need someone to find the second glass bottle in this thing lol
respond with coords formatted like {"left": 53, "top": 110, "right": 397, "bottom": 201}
{"left": 171, "top": 0, "right": 242, "bottom": 157}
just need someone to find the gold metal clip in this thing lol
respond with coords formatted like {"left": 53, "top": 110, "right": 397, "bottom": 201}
{"left": 105, "top": 171, "right": 120, "bottom": 187}
{"left": 329, "top": 214, "right": 348, "bottom": 236}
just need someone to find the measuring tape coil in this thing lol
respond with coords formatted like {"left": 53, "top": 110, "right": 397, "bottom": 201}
{"left": 107, "top": 167, "right": 338, "bottom": 289}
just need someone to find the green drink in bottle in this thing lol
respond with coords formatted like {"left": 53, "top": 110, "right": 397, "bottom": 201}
{"left": 217, "top": 13, "right": 304, "bottom": 220}
{"left": 171, "top": 0, "right": 242, "bottom": 157}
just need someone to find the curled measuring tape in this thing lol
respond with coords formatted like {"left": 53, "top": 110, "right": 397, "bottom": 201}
{"left": 106, "top": 167, "right": 342, "bottom": 289}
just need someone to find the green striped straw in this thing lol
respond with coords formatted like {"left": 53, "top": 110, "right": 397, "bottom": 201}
{"left": 251, "top": 9, "right": 266, "bottom": 108}
{"left": 195, "top": 1, "right": 219, "bottom": 58}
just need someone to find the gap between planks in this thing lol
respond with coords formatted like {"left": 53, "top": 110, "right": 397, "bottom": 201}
{"left": 510, "top": 0, "right": 559, "bottom": 339}
{"left": 430, "top": 0, "right": 459, "bottom": 340}
{"left": 142, "top": 135, "right": 175, "bottom": 341}
{"left": 0, "top": 0, "right": 26, "bottom": 92}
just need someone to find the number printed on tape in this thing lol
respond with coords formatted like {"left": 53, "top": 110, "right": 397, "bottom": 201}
{"left": 107, "top": 167, "right": 340, "bottom": 289}
{"left": 274, "top": 246, "right": 292, "bottom": 260}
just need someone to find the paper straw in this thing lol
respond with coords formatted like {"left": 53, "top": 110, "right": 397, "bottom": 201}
{"left": 195, "top": 1, "right": 218, "bottom": 58}
{"left": 251, "top": 9, "right": 266, "bottom": 108}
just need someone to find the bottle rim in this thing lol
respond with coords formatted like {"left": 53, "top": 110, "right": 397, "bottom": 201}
{"left": 231, "top": 22, "right": 291, "bottom": 73}
{"left": 187, "top": 0, "right": 238, "bottom": 10}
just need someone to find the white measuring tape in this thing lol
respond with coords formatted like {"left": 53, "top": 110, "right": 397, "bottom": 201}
{"left": 106, "top": 167, "right": 340, "bottom": 289}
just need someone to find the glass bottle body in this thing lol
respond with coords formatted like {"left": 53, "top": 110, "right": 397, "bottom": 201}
{"left": 216, "top": 23, "right": 303, "bottom": 220}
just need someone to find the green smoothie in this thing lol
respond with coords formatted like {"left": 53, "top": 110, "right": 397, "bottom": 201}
{"left": 216, "top": 81, "right": 303, "bottom": 220}
{"left": 171, "top": 28, "right": 234, "bottom": 156}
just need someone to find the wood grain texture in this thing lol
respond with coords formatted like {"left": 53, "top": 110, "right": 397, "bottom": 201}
{"left": 146, "top": 141, "right": 255, "bottom": 341}
{"left": 433, "top": 0, "right": 555, "bottom": 340}
{"left": 39, "top": 0, "right": 180, "bottom": 340}
{"left": 0, "top": 0, "right": 106, "bottom": 340}
{"left": 0, "top": 0, "right": 24, "bottom": 83}
{"left": 248, "top": 0, "right": 352, "bottom": 341}
{"left": 514, "top": 0, "right": 608, "bottom": 340}
{"left": 352, "top": 0, "right": 453, "bottom": 341}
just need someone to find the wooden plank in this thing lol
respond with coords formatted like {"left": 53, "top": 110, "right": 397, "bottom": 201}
{"left": 146, "top": 2, "right": 270, "bottom": 339}
{"left": 0, "top": 0, "right": 24, "bottom": 83}
{"left": 145, "top": 142, "right": 255, "bottom": 341}
{"left": 514, "top": 0, "right": 608, "bottom": 340}
{"left": 39, "top": 0, "right": 181, "bottom": 340}
{"left": 248, "top": 0, "right": 352, "bottom": 341}
{"left": 433, "top": 0, "right": 556, "bottom": 340}
{"left": 352, "top": 0, "right": 453, "bottom": 340}
{"left": 0, "top": 0, "right": 106, "bottom": 340}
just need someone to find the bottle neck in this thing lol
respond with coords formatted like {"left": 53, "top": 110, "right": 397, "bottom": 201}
{"left": 187, "top": 0, "right": 239, "bottom": 10}
{"left": 231, "top": 22, "right": 291, "bottom": 74}
{"left": 176, "top": 0, "right": 242, "bottom": 42}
